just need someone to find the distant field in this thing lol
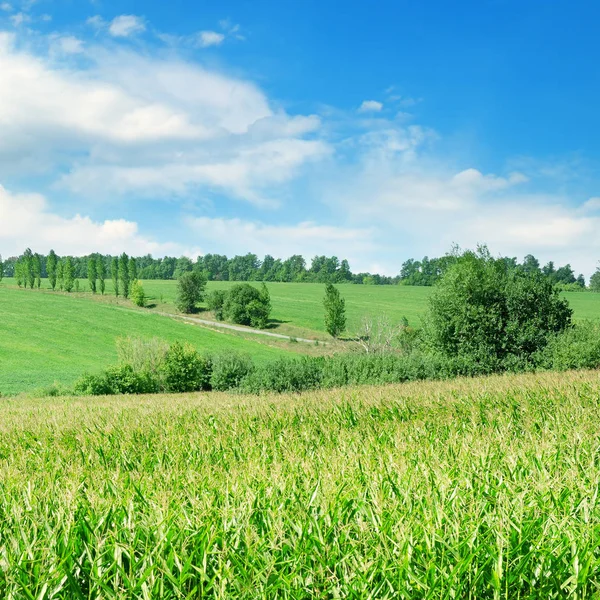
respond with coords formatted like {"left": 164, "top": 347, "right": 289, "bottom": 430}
{"left": 2, "top": 370, "right": 600, "bottom": 596}
{"left": 0, "top": 286, "right": 295, "bottom": 395}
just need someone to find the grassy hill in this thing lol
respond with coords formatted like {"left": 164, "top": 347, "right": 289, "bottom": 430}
{"left": 0, "top": 286, "right": 297, "bottom": 395}
{"left": 2, "top": 370, "right": 600, "bottom": 596}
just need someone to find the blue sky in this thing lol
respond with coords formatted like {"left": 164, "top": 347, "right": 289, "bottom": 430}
{"left": 1, "top": 0, "right": 599, "bottom": 276}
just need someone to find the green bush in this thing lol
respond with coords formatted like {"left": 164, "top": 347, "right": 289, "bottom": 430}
{"left": 160, "top": 342, "right": 211, "bottom": 393}
{"left": 75, "top": 365, "right": 158, "bottom": 395}
{"left": 539, "top": 323, "right": 600, "bottom": 371}
{"left": 176, "top": 271, "right": 207, "bottom": 314}
{"left": 424, "top": 247, "right": 572, "bottom": 370}
{"left": 130, "top": 280, "right": 146, "bottom": 307}
{"left": 206, "top": 290, "right": 227, "bottom": 320}
{"left": 210, "top": 353, "right": 255, "bottom": 391}
{"left": 240, "top": 357, "right": 324, "bottom": 394}
{"left": 222, "top": 283, "right": 271, "bottom": 328}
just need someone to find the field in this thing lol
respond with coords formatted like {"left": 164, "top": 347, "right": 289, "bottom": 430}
{"left": 2, "top": 370, "right": 600, "bottom": 597}
{"left": 0, "top": 286, "right": 297, "bottom": 395}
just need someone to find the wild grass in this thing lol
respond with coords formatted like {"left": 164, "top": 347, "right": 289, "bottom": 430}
{"left": 1, "top": 370, "right": 600, "bottom": 597}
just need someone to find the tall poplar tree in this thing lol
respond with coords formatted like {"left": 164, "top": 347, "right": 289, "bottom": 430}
{"left": 97, "top": 256, "right": 106, "bottom": 295}
{"left": 128, "top": 256, "right": 138, "bottom": 283}
{"left": 111, "top": 257, "right": 120, "bottom": 297}
{"left": 23, "top": 248, "right": 35, "bottom": 289}
{"left": 33, "top": 253, "right": 42, "bottom": 288}
{"left": 57, "top": 260, "right": 64, "bottom": 290}
{"left": 119, "top": 253, "right": 130, "bottom": 298}
{"left": 47, "top": 250, "right": 58, "bottom": 290}
{"left": 88, "top": 256, "right": 97, "bottom": 293}
{"left": 64, "top": 257, "right": 75, "bottom": 292}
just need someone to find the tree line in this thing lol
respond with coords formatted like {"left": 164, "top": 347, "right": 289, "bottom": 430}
{"left": 0, "top": 251, "right": 397, "bottom": 285}
{"left": 400, "top": 252, "right": 597, "bottom": 289}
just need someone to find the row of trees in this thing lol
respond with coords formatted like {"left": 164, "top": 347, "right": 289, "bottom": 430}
{"left": 400, "top": 252, "right": 589, "bottom": 288}
{"left": 0, "top": 252, "right": 396, "bottom": 285}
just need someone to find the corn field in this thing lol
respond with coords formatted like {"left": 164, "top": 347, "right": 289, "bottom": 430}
{"left": 1, "top": 371, "right": 600, "bottom": 598}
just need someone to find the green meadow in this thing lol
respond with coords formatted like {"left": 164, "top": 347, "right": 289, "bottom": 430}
{"left": 2, "top": 370, "right": 600, "bottom": 597}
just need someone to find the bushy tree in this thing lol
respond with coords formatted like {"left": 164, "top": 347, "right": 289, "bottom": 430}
{"left": 323, "top": 283, "right": 346, "bottom": 338}
{"left": 111, "top": 257, "right": 119, "bottom": 297}
{"left": 590, "top": 264, "right": 600, "bottom": 292}
{"left": 119, "top": 253, "right": 130, "bottom": 298}
{"left": 47, "top": 250, "right": 57, "bottom": 290}
{"left": 63, "top": 257, "right": 75, "bottom": 292}
{"left": 424, "top": 247, "right": 572, "bottom": 370}
{"left": 175, "top": 271, "right": 207, "bottom": 313}
{"left": 87, "top": 256, "right": 97, "bottom": 293}
{"left": 131, "top": 280, "right": 146, "bottom": 307}
{"left": 97, "top": 256, "right": 106, "bottom": 295}
{"left": 222, "top": 283, "right": 271, "bottom": 328}
{"left": 128, "top": 257, "right": 138, "bottom": 282}
{"left": 206, "top": 290, "right": 227, "bottom": 320}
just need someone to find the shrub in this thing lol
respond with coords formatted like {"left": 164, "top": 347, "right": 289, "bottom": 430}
{"left": 240, "top": 357, "right": 324, "bottom": 394}
{"left": 539, "top": 323, "right": 600, "bottom": 371}
{"left": 210, "top": 353, "right": 255, "bottom": 391}
{"left": 223, "top": 284, "right": 271, "bottom": 328}
{"left": 130, "top": 280, "right": 146, "bottom": 307}
{"left": 176, "top": 271, "right": 207, "bottom": 314}
{"left": 115, "top": 336, "right": 169, "bottom": 376}
{"left": 324, "top": 284, "right": 346, "bottom": 338}
{"left": 160, "top": 342, "right": 211, "bottom": 392}
{"left": 74, "top": 365, "right": 158, "bottom": 395}
{"left": 424, "top": 246, "right": 572, "bottom": 370}
{"left": 206, "top": 290, "right": 227, "bottom": 320}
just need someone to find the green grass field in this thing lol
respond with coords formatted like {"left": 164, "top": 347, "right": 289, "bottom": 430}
{"left": 2, "top": 370, "right": 600, "bottom": 597}
{"left": 0, "top": 286, "right": 295, "bottom": 395}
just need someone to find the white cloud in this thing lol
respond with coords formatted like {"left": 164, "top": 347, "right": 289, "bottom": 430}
{"left": 108, "top": 15, "right": 145, "bottom": 38}
{"left": 10, "top": 12, "right": 28, "bottom": 26}
{"left": 581, "top": 197, "right": 600, "bottom": 213}
{"left": 86, "top": 15, "right": 105, "bottom": 29}
{"left": 187, "top": 217, "right": 376, "bottom": 268}
{"left": 0, "top": 3, "right": 12, "bottom": 12}
{"left": 51, "top": 35, "right": 84, "bottom": 54}
{"left": 197, "top": 30, "right": 225, "bottom": 48}
{"left": 0, "top": 183, "right": 192, "bottom": 257}
{"left": 358, "top": 100, "right": 383, "bottom": 113}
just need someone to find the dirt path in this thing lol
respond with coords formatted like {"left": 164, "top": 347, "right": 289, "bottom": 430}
{"left": 157, "top": 312, "right": 323, "bottom": 344}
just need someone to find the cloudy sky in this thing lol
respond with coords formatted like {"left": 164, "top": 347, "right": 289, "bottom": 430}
{"left": 1, "top": 0, "right": 599, "bottom": 276}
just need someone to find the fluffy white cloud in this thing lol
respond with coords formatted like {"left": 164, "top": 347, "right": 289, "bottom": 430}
{"left": 108, "top": 15, "right": 146, "bottom": 38}
{"left": 0, "top": 32, "right": 326, "bottom": 203}
{"left": 0, "top": 183, "right": 193, "bottom": 257}
{"left": 197, "top": 30, "right": 225, "bottom": 47}
{"left": 187, "top": 216, "right": 376, "bottom": 269}
{"left": 358, "top": 100, "right": 383, "bottom": 113}
{"left": 0, "top": 3, "right": 12, "bottom": 12}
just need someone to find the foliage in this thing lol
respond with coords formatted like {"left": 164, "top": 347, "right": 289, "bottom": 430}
{"left": 130, "top": 280, "right": 146, "bottom": 307}
{"left": 175, "top": 271, "right": 207, "bottom": 314}
{"left": 111, "top": 257, "right": 119, "bottom": 297}
{"left": 323, "top": 283, "right": 346, "bottom": 338}
{"left": 222, "top": 283, "right": 272, "bottom": 328}
{"left": 209, "top": 352, "right": 255, "bottom": 391}
{"left": 47, "top": 250, "right": 57, "bottom": 290}
{"left": 115, "top": 336, "right": 169, "bottom": 376}
{"left": 97, "top": 255, "right": 106, "bottom": 295}
{"left": 591, "top": 264, "right": 600, "bottom": 292}
{"left": 74, "top": 364, "right": 158, "bottom": 395}
{"left": 87, "top": 255, "right": 97, "bottom": 293}
{"left": 119, "top": 253, "right": 130, "bottom": 299}
{"left": 424, "top": 247, "right": 572, "bottom": 370}
{"left": 539, "top": 322, "right": 600, "bottom": 371}
{"left": 33, "top": 253, "right": 42, "bottom": 288}
{"left": 160, "top": 342, "right": 211, "bottom": 392}
{"left": 63, "top": 257, "right": 75, "bottom": 292}
{"left": 206, "top": 289, "right": 227, "bottom": 320}
{"left": 0, "top": 254, "right": 3, "bottom": 283}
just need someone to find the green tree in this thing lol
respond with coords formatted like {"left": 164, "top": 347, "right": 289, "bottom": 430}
{"left": 175, "top": 271, "right": 207, "bottom": 313}
{"left": 130, "top": 280, "right": 146, "bottom": 307}
{"left": 323, "top": 283, "right": 346, "bottom": 338}
{"left": 119, "top": 253, "right": 130, "bottom": 298}
{"left": 15, "top": 260, "right": 23, "bottom": 287}
{"left": 23, "top": 248, "right": 35, "bottom": 289}
{"left": 128, "top": 257, "right": 138, "bottom": 282}
{"left": 222, "top": 283, "right": 272, "bottom": 328}
{"left": 111, "top": 257, "right": 119, "bottom": 297}
{"left": 590, "top": 264, "right": 600, "bottom": 292}
{"left": 424, "top": 247, "right": 572, "bottom": 371}
{"left": 97, "top": 256, "right": 106, "bottom": 295}
{"left": 33, "top": 253, "right": 42, "bottom": 288}
{"left": 47, "top": 250, "right": 58, "bottom": 290}
{"left": 87, "top": 256, "right": 97, "bottom": 293}
{"left": 56, "top": 260, "right": 64, "bottom": 290}
{"left": 63, "top": 257, "right": 75, "bottom": 292}
{"left": 0, "top": 254, "right": 3, "bottom": 283}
